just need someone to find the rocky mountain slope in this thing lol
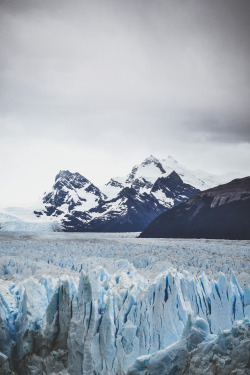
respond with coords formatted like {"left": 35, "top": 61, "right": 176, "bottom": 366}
{"left": 35, "top": 170, "right": 106, "bottom": 218}
{"left": 35, "top": 156, "right": 203, "bottom": 232}
{"left": 0, "top": 155, "right": 242, "bottom": 232}
{"left": 102, "top": 155, "right": 240, "bottom": 197}
{"left": 141, "top": 176, "right": 250, "bottom": 240}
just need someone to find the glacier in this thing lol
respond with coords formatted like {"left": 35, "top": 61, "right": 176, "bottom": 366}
{"left": 0, "top": 265, "right": 249, "bottom": 373}
{"left": 0, "top": 233, "right": 249, "bottom": 374}
{"left": 0, "top": 206, "right": 60, "bottom": 233}
{"left": 1, "top": 233, "right": 249, "bottom": 285}
{"left": 127, "top": 316, "right": 250, "bottom": 375}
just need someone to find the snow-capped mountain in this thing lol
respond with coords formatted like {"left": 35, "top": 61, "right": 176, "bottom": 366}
{"left": 36, "top": 164, "right": 199, "bottom": 232}
{"left": 86, "top": 171, "right": 198, "bottom": 232}
{"left": 141, "top": 176, "right": 250, "bottom": 239}
{"left": 0, "top": 155, "right": 242, "bottom": 232}
{"left": 36, "top": 170, "right": 106, "bottom": 218}
{"left": 102, "top": 155, "right": 239, "bottom": 198}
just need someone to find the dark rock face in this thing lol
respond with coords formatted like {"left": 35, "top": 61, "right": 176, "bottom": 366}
{"left": 88, "top": 187, "right": 167, "bottom": 232}
{"left": 151, "top": 171, "right": 199, "bottom": 204}
{"left": 140, "top": 177, "right": 250, "bottom": 240}
{"left": 58, "top": 187, "right": 166, "bottom": 232}
{"left": 106, "top": 178, "right": 124, "bottom": 189}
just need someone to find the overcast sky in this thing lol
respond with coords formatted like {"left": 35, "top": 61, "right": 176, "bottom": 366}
{"left": 1, "top": 0, "right": 250, "bottom": 205}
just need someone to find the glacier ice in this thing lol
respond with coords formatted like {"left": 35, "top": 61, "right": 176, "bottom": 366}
{"left": 0, "top": 234, "right": 249, "bottom": 374}
{"left": 127, "top": 317, "right": 250, "bottom": 375}
{"left": 0, "top": 260, "right": 250, "bottom": 375}
{"left": 0, "top": 233, "right": 249, "bottom": 285}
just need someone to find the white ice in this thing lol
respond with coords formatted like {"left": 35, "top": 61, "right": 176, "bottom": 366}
{"left": 0, "top": 233, "right": 249, "bottom": 374}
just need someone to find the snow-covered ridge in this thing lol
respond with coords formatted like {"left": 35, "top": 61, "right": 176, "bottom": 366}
{"left": 0, "top": 155, "right": 242, "bottom": 232}
{"left": 104, "top": 154, "right": 242, "bottom": 197}
{"left": 35, "top": 157, "right": 203, "bottom": 232}
{"left": 41, "top": 169, "right": 106, "bottom": 216}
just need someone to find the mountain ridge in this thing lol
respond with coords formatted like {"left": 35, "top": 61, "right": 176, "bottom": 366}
{"left": 36, "top": 155, "right": 205, "bottom": 232}
{"left": 140, "top": 176, "right": 250, "bottom": 239}
{"left": 38, "top": 167, "right": 199, "bottom": 232}
{"left": 0, "top": 155, "right": 243, "bottom": 232}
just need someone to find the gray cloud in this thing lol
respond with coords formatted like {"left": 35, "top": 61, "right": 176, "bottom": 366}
{"left": 0, "top": 0, "right": 250, "bottom": 204}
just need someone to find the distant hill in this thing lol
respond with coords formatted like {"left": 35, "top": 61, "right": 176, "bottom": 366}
{"left": 140, "top": 177, "right": 250, "bottom": 240}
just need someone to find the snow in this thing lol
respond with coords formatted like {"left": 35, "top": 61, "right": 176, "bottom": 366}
{"left": 160, "top": 156, "right": 230, "bottom": 190}
{"left": 129, "top": 160, "right": 165, "bottom": 181}
{"left": 101, "top": 177, "right": 127, "bottom": 199}
{"left": 101, "top": 155, "right": 242, "bottom": 201}
{"left": 74, "top": 185, "right": 101, "bottom": 210}
{"left": 151, "top": 190, "right": 174, "bottom": 207}
{"left": 0, "top": 206, "right": 56, "bottom": 232}
{"left": 72, "top": 191, "right": 99, "bottom": 211}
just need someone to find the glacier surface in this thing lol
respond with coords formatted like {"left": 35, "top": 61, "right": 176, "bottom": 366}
{"left": 127, "top": 316, "right": 250, "bottom": 375}
{"left": 0, "top": 233, "right": 249, "bottom": 285}
{"left": 0, "top": 233, "right": 249, "bottom": 374}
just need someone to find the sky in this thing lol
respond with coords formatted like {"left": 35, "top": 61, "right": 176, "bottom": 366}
{"left": 1, "top": 0, "right": 250, "bottom": 205}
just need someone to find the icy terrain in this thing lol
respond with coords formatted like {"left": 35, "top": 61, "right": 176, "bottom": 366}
{"left": 127, "top": 316, "right": 250, "bottom": 375}
{"left": 0, "top": 233, "right": 249, "bottom": 375}
{"left": 0, "top": 206, "right": 59, "bottom": 233}
{"left": 0, "top": 233, "right": 249, "bottom": 285}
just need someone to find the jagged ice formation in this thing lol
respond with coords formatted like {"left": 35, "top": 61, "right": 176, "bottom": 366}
{"left": 0, "top": 261, "right": 250, "bottom": 375}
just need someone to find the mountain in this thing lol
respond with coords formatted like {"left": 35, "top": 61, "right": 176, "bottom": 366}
{"left": 0, "top": 155, "right": 241, "bottom": 232}
{"left": 36, "top": 165, "right": 199, "bottom": 232}
{"left": 36, "top": 170, "right": 106, "bottom": 217}
{"left": 102, "top": 155, "right": 240, "bottom": 197}
{"left": 140, "top": 176, "right": 250, "bottom": 240}
{"left": 88, "top": 170, "right": 199, "bottom": 232}
{"left": 34, "top": 155, "right": 242, "bottom": 232}
{"left": 34, "top": 170, "right": 107, "bottom": 228}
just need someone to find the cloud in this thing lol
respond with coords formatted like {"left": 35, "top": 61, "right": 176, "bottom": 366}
{"left": 0, "top": 0, "right": 250, "bottom": 203}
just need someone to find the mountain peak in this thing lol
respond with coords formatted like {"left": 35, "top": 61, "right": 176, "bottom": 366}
{"left": 55, "top": 170, "right": 74, "bottom": 181}
{"left": 143, "top": 155, "right": 160, "bottom": 164}
{"left": 141, "top": 155, "right": 166, "bottom": 173}
{"left": 54, "top": 170, "right": 91, "bottom": 191}
{"left": 55, "top": 170, "right": 88, "bottom": 182}
{"left": 166, "top": 170, "right": 183, "bottom": 183}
